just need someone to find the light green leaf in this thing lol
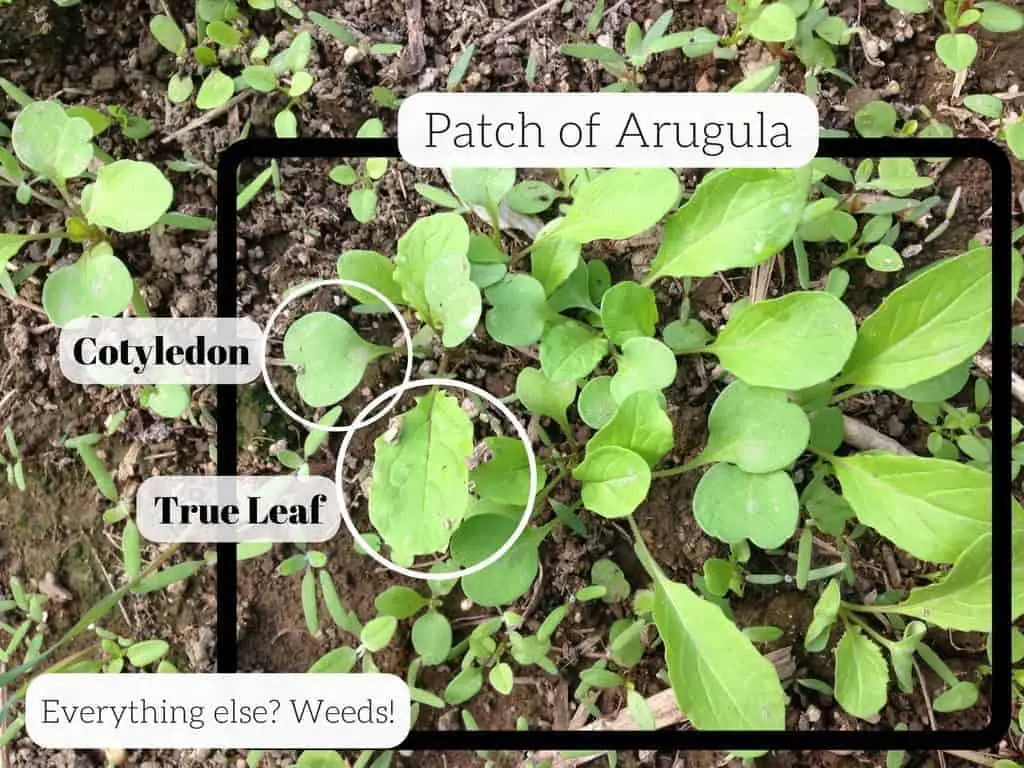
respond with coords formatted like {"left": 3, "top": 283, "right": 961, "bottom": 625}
{"left": 610, "top": 337, "right": 677, "bottom": 403}
{"left": 395, "top": 212, "right": 470, "bottom": 323}
{"left": 425, "top": 264, "right": 481, "bottom": 347}
{"left": 550, "top": 168, "right": 679, "bottom": 244}
{"left": 573, "top": 446, "right": 651, "bottom": 519}
{"left": 486, "top": 274, "right": 551, "bottom": 347}
{"left": 241, "top": 65, "right": 279, "bottom": 93}
{"left": 963, "top": 94, "right": 1004, "bottom": 119}
{"left": 374, "top": 586, "right": 428, "bottom": 619}
{"left": 360, "top": 615, "right": 398, "bottom": 652}
{"left": 854, "top": 101, "right": 898, "bottom": 138}
{"left": 588, "top": 391, "right": 673, "bottom": 468}
{"left": 710, "top": 291, "right": 857, "bottom": 390}
{"left": 933, "top": 681, "right": 979, "bottom": 712}
{"left": 149, "top": 14, "right": 186, "bottom": 55}
{"left": 698, "top": 381, "right": 810, "bottom": 472}
{"left": 831, "top": 453, "right": 990, "bottom": 564}
{"left": 337, "top": 249, "right": 404, "bottom": 306}
{"left": 349, "top": 188, "right": 377, "bottom": 222}
{"left": 649, "top": 168, "right": 810, "bottom": 280}
{"left": 412, "top": 610, "right": 452, "bottom": 665}
{"left": 663, "top": 318, "right": 712, "bottom": 353}
{"left": 805, "top": 578, "right": 840, "bottom": 651}
{"left": 470, "top": 436, "right": 545, "bottom": 507}
{"left": 125, "top": 639, "right": 169, "bottom": 668}
{"left": 83, "top": 160, "right": 173, "bottom": 233}
{"left": 515, "top": 367, "right": 575, "bottom": 429}
{"left": 693, "top": 463, "right": 799, "bottom": 549}
{"left": 539, "top": 321, "right": 608, "bottom": 382}
{"left": 834, "top": 628, "right": 888, "bottom": 719}
{"left": 839, "top": 248, "right": 991, "bottom": 389}
{"left": 308, "top": 647, "right": 357, "bottom": 674}
{"left": 490, "top": 662, "right": 515, "bottom": 695}
{"left": 42, "top": 243, "right": 134, "bottom": 327}
{"left": 936, "top": 33, "right": 978, "bottom": 72}
{"left": 750, "top": 3, "right": 798, "bottom": 42}
{"left": 885, "top": 0, "right": 929, "bottom": 11}
{"left": 369, "top": 391, "right": 474, "bottom": 556}
{"left": 978, "top": 1, "right": 1024, "bottom": 32}
{"left": 12, "top": 101, "right": 94, "bottom": 181}
{"left": 195, "top": 70, "right": 235, "bottom": 110}
{"left": 893, "top": 359, "right": 970, "bottom": 403}
{"left": 530, "top": 236, "right": 581, "bottom": 295}
{"left": 600, "top": 281, "right": 658, "bottom": 345}
{"left": 507, "top": 180, "right": 559, "bottom": 214}
{"left": 142, "top": 384, "right": 190, "bottom": 419}
{"left": 578, "top": 376, "right": 617, "bottom": 429}
{"left": 283, "top": 312, "right": 391, "bottom": 408}
{"left": 452, "top": 515, "right": 542, "bottom": 607}
{"left": 449, "top": 168, "right": 515, "bottom": 208}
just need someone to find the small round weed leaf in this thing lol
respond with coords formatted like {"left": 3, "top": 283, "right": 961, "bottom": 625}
{"left": 467, "top": 234, "right": 508, "bottom": 264}
{"left": 979, "top": 0, "right": 1024, "bottom": 32}
{"left": 609, "top": 618, "right": 644, "bottom": 667}
{"left": 83, "top": 160, "right": 173, "bottom": 233}
{"left": 282, "top": 311, "right": 392, "bottom": 407}
{"left": 693, "top": 463, "right": 799, "bottom": 549}
{"left": 290, "top": 71, "right": 315, "bottom": 98}
{"left": 241, "top": 65, "right": 279, "bottom": 92}
{"left": 357, "top": 118, "right": 385, "bottom": 139}
{"left": 195, "top": 69, "right": 235, "bottom": 110}
{"left": 807, "top": 406, "right": 844, "bottom": 454}
{"left": 579, "top": 376, "right": 617, "bottom": 429}
{"left": 932, "top": 681, "right": 979, "bottom": 713}
{"left": 600, "top": 281, "right": 658, "bottom": 345}
{"left": 540, "top": 321, "right": 608, "bottom": 382}
{"left": 516, "top": 367, "right": 575, "bottom": 428}
{"left": 374, "top": 585, "right": 428, "bottom": 619}
{"left": 42, "top": 242, "right": 134, "bottom": 326}
{"left": 485, "top": 273, "right": 550, "bottom": 347}
{"left": 449, "top": 167, "right": 516, "bottom": 208}
{"left": 663, "top": 318, "right": 712, "bottom": 353}
{"left": 360, "top": 615, "right": 398, "bottom": 652}
{"left": 451, "top": 515, "right": 541, "bottom": 607}
{"left": 349, "top": 188, "right": 378, "bottom": 223}
{"left": 444, "top": 666, "right": 483, "bottom": 705}
{"left": 471, "top": 436, "right": 546, "bottom": 506}
{"left": 207, "top": 20, "right": 241, "bottom": 48}
{"left": 12, "top": 101, "right": 94, "bottom": 181}
{"left": 143, "top": 384, "right": 190, "bottom": 419}
{"left": 295, "top": 752, "right": 346, "bottom": 768}
{"left": 530, "top": 236, "right": 581, "bottom": 295}
{"left": 814, "top": 15, "right": 850, "bottom": 45}
{"left": 711, "top": 291, "right": 857, "bottom": 390}
{"left": 308, "top": 647, "right": 357, "bottom": 673}
{"left": 700, "top": 381, "right": 810, "bottom": 473}
{"left": 749, "top": 2, "right": 798, "bottom": 41}
{"left": 125, "top": 639, "right": 169, "bottom": 667}
{"left": 865, "top": 244, "right": 903, "bottom": 272}
{"left": 336, "top": 249, "right": 404, "bottom": 305}
{"left": 490, "top": 662, "right": 515, "bottom": 695}
{"left": 894, "top": 359, "right": 971, "bottom": 403}
{"left": 854, "top": 100, "right": 898, "bottom": 138}
{"left": 506, "top": 180, "right": 559, "bottom": 214}
{"left": 834, "top": 628, "right": 889, "bottom": 719}
{"left": 963, "top": 94, "right": 1004, "bottom": 119}
{"left": 589, "top": 391, "right": 674, "bottom": 468}
{"left": 573, "top": 445, "right": 651, "bottom": 519}
{"left": 936, "top": 33, "right": 978, "bottom": 72}
{"left": 610, "top": 337, "right": 677, "bottom": 404}
{"left": 167, "top": 74, "right": 194, "bottom": 104}
{"left": 149, "top": 14, "right": 186, "bottom": 55}
{"left": 591, "top": 559, "right": 630, "bottom": 602}
{"left": 553, "top": 168, "right": 679, "bottom": 244}
{"left": 329, "top": 164, "right": 357, "bottom": 185}
{"left": 412, "top": 610, "right": 452, "bottom": 665}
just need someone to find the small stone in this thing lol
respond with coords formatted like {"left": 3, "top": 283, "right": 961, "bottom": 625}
{"left": 91, "top": 65, "right": 120, "bottom": 91}
{"left": 175, "top": 293, "right": 198, "bottom": 315}
{"left": 807, "top": 704, "right": 821, "bottom": 723}
{"left": 344, "top": 46, "right": 365, "bottom": 65}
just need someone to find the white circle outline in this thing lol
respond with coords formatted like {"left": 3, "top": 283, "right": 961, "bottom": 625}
{"left": 335, "top": 377, "right": 538, "bottom": 581}
{"left": 259, "top": 278, "right": 414, "bottom": 433}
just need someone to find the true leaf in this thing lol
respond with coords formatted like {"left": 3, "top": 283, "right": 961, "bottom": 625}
{"left": 83, "top": 160, "right": 173, "bottom": 233}
{"left": 471, "top": 436, "right": 545, "bottom": 507}
{"left": 451, "top": 515, "right": 542, "bottom": 607}
{"left": 515, "top": 367, "right": 575, "bottom": 429}
{"left": 374, "top": 586, "right": 428, "bottom": 619}
{"left": 649, "top": 168, "right": 810, "bottom": 280}
{"left": 485, "top": 273, "right": 551, "bottom": 347}
{"left": 710, "top": 291, "right": 857, "bottom": 390}
{"left": 834, "top": 628, "right": 888, "bottom": 719}
{"left": 693, "top": 463, "right": 799, "bottom": 549}
{"left": 424, "top": 264, "right": 481, "bottom": 347}
{"left": 600, "top": 281, "right": 658, "bottom": 345}
{"left": 530, "top": 236, "right": 581, "bottom": 295}
{"left": 610, "top": 337, "right": 677, "bottom": 404}
{"left": 337, "top": 249, "right": 404, "bottom": 306}
{"left": 578, "top": 376, "right": 617, "bottom": 429}
{"left": 539, "top": 321, "right": 608, "bottom": 382}
{"left": 572, "top": 446, "right": 651, "bottom": 519}
{"left": 369, "top": 391, "right": 474, "bottom": 557}
{"left": 125, "top": 640, "right": 169, "bottom": 668}
{"left": 449, "top": 168, "right": 515, "bottom": 208}
{"left": 750, "top": 3, "right": 798, "bottom": 41}
{"left": 588, "top": 391, "right": 673, "bottom": 468}
{"left": 933, "top": 681, "right": 979, "bottom": 712}
{"left": 149, "top": 14, "right": 186, "bottom": 55}
{"left": 360, "top": 616, "right": 397, "bottom": 652}
{"left": 395, "top": 212, "right": 471, "bottom": 323}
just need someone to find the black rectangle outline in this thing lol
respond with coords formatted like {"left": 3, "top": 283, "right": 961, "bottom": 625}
{"left": 216, "top": 137, "right": 1012, "bottom": 753}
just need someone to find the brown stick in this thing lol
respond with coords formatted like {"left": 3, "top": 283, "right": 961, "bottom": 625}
{"left": 481, "top": 0, "right": 563, "bottom": 47}
{"left": 842, "top": 415, "right": 913, "bottom": 455}
{"left": 161, "top": 91, "right": 254, "bottom": 145}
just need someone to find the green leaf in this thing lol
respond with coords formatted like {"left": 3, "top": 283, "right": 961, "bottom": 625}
{"left": 195, "top": 70, "right": 235, "bottom": 110}
{"left": 349, "top": 189, "right": 377, "bottom": 223}
{"left": 374, "top": 586, "right": 428, "bottom": 619}
{"left": 142, "top": 384, "right": 190, "bottom": 419}
{"left": 449, "top": 168, "right": 515, "bottom": 208}
{"left": 12, "top": 101, "right": 94, "bottom": 181}
{"left": 395, "top": 213, "right": 471, "bottom": 323}
{"left": 412, "top": 610, "right": 452, "bottom": 664}
{"left": 241, "top": 65, "right": 278, "bottom": 93}
{"left": 150, "top": 14, "right": 186, "bottom": 54}
{"left": 452, "top": 516, "right": 542, "bottom": 607}
{"left": 444, "top": 666, "right": 483, "bottom": 705}
{"left": 122, "top": 519, "right": 141, "bottom": 581}
{"left": 490, "top": 662, "right": 515, "bottom": 694}
{"left": 933, "top": 681, "right": 979, "bottom": 712}
{"left": 578, "top": 376, "right": 617, "bottom": 429}
{"left": 663, "top": 318, "right": 712, "bottom": 353}
{"left": 83, "top": 160, "right": 173, "bottom": 233}
{"left": 42, "top": 242, "right": 134, "bottom": 327}
{"left": 592, "top": 559, "right": 630, "bottom": 602}
{"left": 309, "top": 648, "right": 357, "bottom": 674}
{"left": 730, "top": 61, "right": 781, "bottom": 92}
{"left": 649, "top": 168, "right": 810, "bottom": 280}
{"left": 507, "top": 180, "right": 559, "bottom": 214}
{"left": 610, "top": 337, "right": 677, "bottom": 404}
{"left": 698, "top": 381, "right": 810, "bottom": 472}
{"left": 125, "top": 639, "right": 169, "bottom": 668}
{"left": 600, "top": 281, "right": 658, "bottom": 345}
{"left": 834, "top": 628, "right": 888, "bottom": 719}
{"left": 530, "top": 236, "right": 581, "bottom": 295}
{"left": 447, "top": 44, "right": 476, "bottom": 89}
{"left": 283, "top": 312, "right": 391, "bottom": 408}
{"left": 301, "top": 568, "right": 319, "bottom": 635}
{"left": 978, "top": 1, "right": 1024, "bottom": 32}
{"left": 471, "top": 437, "right": 544, "bottom": 507}
{"left": 805, "top": 578, "right": 840, "bottom": 650}
{"left": 295, "top": 751, "right": 346, "bottom": 768}
{"left": 485, "top": 273, "right": 552, "bottom": 347}
{"left": 515, "top": 367, "right": 575, "bottom": 429}
{"left": 854, "top": 101, "right": 898, "bottom": 137}
{"left": 588, "top": 391, "right": 673, "bottom": 468}
{"left": 360, "top": 615, "right": 398, "bottom": 652}
{"left": 307, "top": 11, "right": 359, "bottom": 45}
{"left": 369, "top": 391, "right": 474, "bottom": 556}
{"left": 693, "top": 464, "right": 799, "bottom": 549}
{"left": 839, "top": 248, "right": 991, "bottom": 389}
{"left": 337, "top": 250, "right": 404, "bottom": 306}
{"left": 710, "top": 291, "right": 857, "bottom": 390}
{"left": 637, "top": 537, "right": 786, "bottom": 730}
{"left": 885, "top": 0, "right": 929, "bottom": 11}
{"left": 750, "top": 3, "right": 798, "bottom": 41}
{"left": 550, "top": 168, "right": 679, "bottom": 244}
{"left": 573, "top": 446, "right": 651, "bottom": 519}
{"left": 936, "top": 33, "right": 978, "bottom": 72}
{"left": 830, "top": 453, "right": 990, "bottom": 564}
{"left": 893, "top": 359, "right": 970, "bottom": 403}
{"left": 540, "top": 321, "right": 608, "bottom": 382}
{"left": 963, "top": 93, "right": 1004, "bottom": 119}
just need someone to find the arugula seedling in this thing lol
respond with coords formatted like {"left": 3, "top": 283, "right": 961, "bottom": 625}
{"left": 328, "top": 119, "right": 390, "bottom": 222}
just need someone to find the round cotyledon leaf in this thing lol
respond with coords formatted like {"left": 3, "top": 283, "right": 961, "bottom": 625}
{"left": 283, "top": 311, "right": 392, "bottom": 408}
{"left": 12, "top": 101, "right": 94, "bottom": 181}
{"left": 693, "top": 463, "right": 799, "bottom": 549}
{"left": 41, "top": 242, "right": 134, "bottom": 327}
{"left": 573, "top": 445, "right": 651, "bottom": 519}
{"left": 485, "top": 273, "right": 552, "bottom": 347}
{"left": 610, "top": 337, "right": 677, "bottom": 404}
{"left": 600, "top": 281, "right": 658, "bottom": 345}
{"left": 451, "top": 514, "right": 542, "bottom": 607}
{"left": 83, "top": 160, "right": 173, "bottom": 233}
{"left": 578, "top": 376, "right": 617, "bottom": 429}
{"left": 698, "top": 380, "right": 811, "bottom": 473}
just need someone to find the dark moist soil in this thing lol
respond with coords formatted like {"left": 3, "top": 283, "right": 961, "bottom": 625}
{"left": 2, "top": 0, "right": 1021, "bottom": 764}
